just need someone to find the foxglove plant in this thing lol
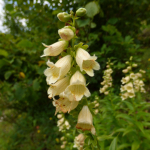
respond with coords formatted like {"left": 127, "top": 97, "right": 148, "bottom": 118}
{"left": 120, "top": 56, "right": 146, "bottom": 100}
{"left": 41, "top": 7, "right": 100, "bottom": 149}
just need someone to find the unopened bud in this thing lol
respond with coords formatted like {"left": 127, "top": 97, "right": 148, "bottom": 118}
{"left": 95, "top": 103, "right": 99, "bottom": 107}
{"left": 60, "top": 144, "right": 65, "bottom": 149}
{"left": 122, "top": 69, "right": 128, "bottom": 73}
{"left": 58, "top": 26, "right": 74, "bottom": 41}
{"left": 57, "top": 12, "right": 71, "bottom": 22}
{"left": 129, "top": 56, "right": 133, "bottom": 60}
{"left": 57, "top": 114, "right": 63, "bottom": 119}
{"left": 127, "top": 66, "right": 132, "bottom": 70}
{"left": 139, "top": 69, "right": 146, "bottom": 74}
{"left": 104, "top": 91, "right": 109, "bottom": 95}
{"left": 132, "top": 63, "right": 138, "bottom": 67}
{"left": 60, "top": 136, "right": 65, "bottom": 141}
{"left": 94, "top": 109, "right": 99, "bottom": 114}
{"left": 125, "top": 61, "right": 129, "bottom": 64}
{"left": 76, "top": 8, "right": 86, "bottom": 17}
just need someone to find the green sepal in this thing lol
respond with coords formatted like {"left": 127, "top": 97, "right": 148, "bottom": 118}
{"left": 74, "top": 42, "right": 89, "bottom": 51}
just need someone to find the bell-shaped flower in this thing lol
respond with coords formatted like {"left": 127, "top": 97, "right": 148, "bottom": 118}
{"left": 76, "top": 105, "right": 94, "bottom": 132}
{"left": 121, "top": 92, "right": 129, "bottom": 100}
{"left": 41, "top": 40, "right": 68, "bottom": 57}
{"left": 54, "top": 93, "right": 79, "bottom": 114}
{"left": 65, "top": 71, "right": 90, "bottom": 101}
{"left": 124, "top": 82, "right": 134, "bottom": 92}
{"left": 44, "top": 55, "right": 72, "bottom": 84}
{"left": 58, "top": 26, "right": 74, "bottom": 41}
{"left": 128, "top": 90, "right": 135, "bottom": 98}
{"left": 48, "top": 76, "right": 70, "bottom": 98}
{"left": 121, "top": 76, "right": 130, "bottom": 84}
{"left": 76, "top": 48, "right": 100, "bottom": 77}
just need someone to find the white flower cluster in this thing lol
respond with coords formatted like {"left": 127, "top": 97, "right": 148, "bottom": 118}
{"left": 57, "top": 113, "right": 71, "bottom": 132}
{"left": 73, "top": 134, "right": 85, "bottom": 150}
{"left": 120, "top": 60, "right": 146, "bottom": 100}
{"left": 60, "top": 136, "right": 67, "bottom": 149}
{"left": 100, "top": 62, "right": 113, "bottom": 95}
{"left": 41, "top": 10, "right": 100, "bottom": 136}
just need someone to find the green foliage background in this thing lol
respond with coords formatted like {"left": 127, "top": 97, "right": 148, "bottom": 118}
{"left": 0, "top": 0, "right": 150, "bottom": 150}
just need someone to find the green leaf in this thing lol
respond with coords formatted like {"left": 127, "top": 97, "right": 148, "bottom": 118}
{"left": 91, "top": 22, "right": 97, "bottom": 28}
{"left": 85, "top": 1, "right": 100, "bottom": 18}
{"left": 131, "top": 141, "right": 140, "bottom": 150}
{"left": 123, "top": 127, "right": 136, "bottom": 136}
{"left": 5, "top": 4, "right": 14, "bottom": 11}
{"left": 17, "top": 39, "right": 33, "bottom": 49}
{"left": 0, "top": 49, "right": 8, "bottom": 57}
{"left": 109, "top": 137, "right": 117, "bottom": 150}
{"left": 97, "top": 135, "right": 113, "bottom": 141}
{"left": 116, "top": 114, "right": 133, "bottom": 123}
{"left": 76, "top": 19, "right": 90, "bottom": 27}
{"left": 4, "top": 71, "right": 14, "bottom": 80}
{"left": 107, "top": 18, "right": 118, "bottom": 25}
{"left": 123, "top": 101, "right": 134, "bottom": 111}
{"left": 33, "top": 79, "right": 40, "bottom": 91}
{"left": 118, "top": 144, "right": 130, "bottom": 150}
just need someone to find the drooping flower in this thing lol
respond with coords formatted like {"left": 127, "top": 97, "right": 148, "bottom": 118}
{"left": 65, "top": 71, "right": 90, "bottom": 101}
{"left": 76, "top": 48, "right": 100, "bottom": 77}
{"left": 76, "top": 105, "right": 94, "bottom": 132}
{"left": 41, "top": 40, "right": 68, "bottom": 57}
{"left": 48, "top": 76, "right": 70, "bottom": 98}
{"left": 54, "top": 93, "right": 79, "bottom": 114}
{"left": 44, "top": 55, "right": 72, "bottom": 84}
{"left": 58, "top": 26, "right": 74, "bottom": 41}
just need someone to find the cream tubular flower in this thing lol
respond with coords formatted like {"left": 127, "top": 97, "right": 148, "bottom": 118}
{"left": 48, "top": 76, "right": 70, "bottom": 98}
{"left": 76, "top": 48, "right": 100, "bottom": 77}
{"left": 54, "top": 93, "right": 79, "bottom": 114}
{"left": 128, "top": 90, "right": 135, "bottom": 98}
{"left": 76, "top": 105, "right": 94, "bottom": 131}
{"left": 58, "top": 26, "right": 74, "bottom": 41}
{"left": 41, "top": 40, "right": 68, "bottom": 57}
{"left": 125, "top": 82, "right": 134, "bottom": 92}
{"left": 65, "top": 71, "right": 91, "bottom": 101}
{"left": 121, "top": 92, "right": 129, "bottom": 100}
{"left": 121, "top": 76, "right": 130, "bottom": 84}
{"left": 44, "top": 55, "right": 72, "bottom": 84}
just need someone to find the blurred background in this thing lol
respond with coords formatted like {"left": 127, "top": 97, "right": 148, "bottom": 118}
{"left": 0, "top": 0, "right": 150, "bottom": 150}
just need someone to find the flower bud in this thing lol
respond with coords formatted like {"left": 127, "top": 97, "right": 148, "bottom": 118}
{"left": 57, "top": 114, "right": 63, "bottom": 119}
{"left": 122, "top": 69, "right": 128, "bottom": 73}
{"left": 58, "top": 26, "right": 74, "bottom": 41}
{"left": 76, "top": 8, "right": 86, "bottom": 17}
{"left": 139, "top": 69, "right": 146, "bottom": 74}
{"left": 129, "top": 56, "right": 133, "bottom": 60}
{"left": 94, "top": 109, "right": 99, "bottom": 114}
{"left": 132, "top": 63, "right": 138, "bottom": 67}
{"left": 127, "top": 66, "right": 132, "bottom": 70}
{"left": 57, "top": 12, "right": 71, "bottom": 22}
{"left": 125, "top": 61, "right": 129, "bottom": 64}
{"left": 60, "top": 144, "right": 65, "bottom": 149}
{"left": 60, "top": 136, "right": 65, "bottom": 141}
{"left": 104, "top": 91, "right": 109, "bottom": 95}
